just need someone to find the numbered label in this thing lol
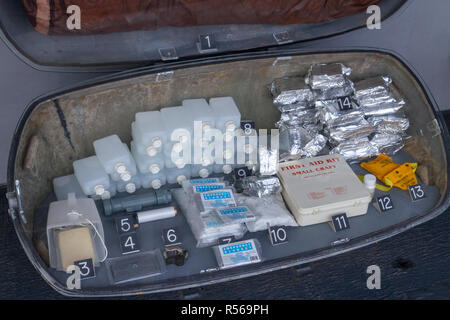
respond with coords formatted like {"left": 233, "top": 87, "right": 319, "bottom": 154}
{"left": 120, "top": 232, "right": 140, "bottom": 255}
{"left": 218, "top": 236, "right": 236, "bottom": 245}
{"left": 74, "top": 258, "right": 95, "bottom": 280}
{"left": 234, "top": 167, "right": 251, "bottom": 180}
{"left": 162, "top": 227, "right": 181, "bottom": 246}
{"left": 375, "top": 195, "right": 394, "bottom": 213}
{"left": 115, "top": 216, "right": 137, "bottom": 234}
{"left": 408, "top": 184, "right": 426, "bottom": 201}
{"left": 240, "top": 120, "right": 256, "bottom": 136}
{"left": 268, "top": 226, "right": 288, "bottom": 246}
{"left": 331, "top": 213, "right": 350, "bottom": 232}
{"left": 198, "top": 34, "right": 218, "bottom": 53}
{"left": 336, "top": 96, "right": 353, "bottom": 111}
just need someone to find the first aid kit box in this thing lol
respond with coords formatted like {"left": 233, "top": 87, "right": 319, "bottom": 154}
{"left": 277, "top": 154, "right": 371, "bottom": 226}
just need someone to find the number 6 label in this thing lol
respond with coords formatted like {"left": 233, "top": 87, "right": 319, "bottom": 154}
{"left": 162, "top": 227, "right": 181, "bottom": 246}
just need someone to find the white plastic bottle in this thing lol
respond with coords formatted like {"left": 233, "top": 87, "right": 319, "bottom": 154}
{"left": 166, "top": 166, "right": 192, "bottom": 185}
{"left": 93, "top": 135, "right": 134, "bottom": 181}
{"left": 140, "top": 171, "right": 167, "bottom": 190}
{"left": 109, "top": 143, "right": 138, "bottom": 181}
{"left": 91, "top": 178, "right": 117, "bottom": 200}
{"left": 161, "top": 106, "right": 194, "bottom": 154}
{"left": 191, "top": 164, "right": 214, "bottom": 178}
{"left": 182, "top": 98, "right": 216, "bottom": 132}
{"left": 133, "top": 111, "right": 166, "bottom": 156}
{"left": 116, "top": 175, "right": 142, "bottom": 194}
{"left": 52, "top": 174, "right": 86, "bottom": 201}
{"left": 209, "top": 97, "right": 241, "bottom": 132}
{"left": 130, "top": 140, "right": 165, "bottom": 174}
{"left": 364, "top": 174, "right": 376, "bottom": 198}
{"left": 73, "top": 156, "right": 111, "bottom": 198}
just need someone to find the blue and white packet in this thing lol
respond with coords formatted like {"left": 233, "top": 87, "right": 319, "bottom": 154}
{"left": 195, "top": 189, "right": 236, "bottom": 213}
{"left": 213, "top": 239, "right": 262, "bottom": 269}
{"left": 215, "top": 206, "right": 256, "bottom": 225}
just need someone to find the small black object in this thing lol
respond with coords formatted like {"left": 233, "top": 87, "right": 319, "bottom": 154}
{"left": 374, "top": 195, "right": 394, "bottom": 213}
{"left": 268, "top": 226, "right": 288, "bottom": 245}
{"left": 218, "top": 236, "right": 236, "bottom": 245}
{"left": 74, "top": 258, "right": 96, "bottom": 280}
{"left": 115, "top": 215, "right": 138, "bottom": 234}
{"left": 336, "top": 96, "right": 353, "bottom": 111}
{"left": 198, "top": 34, "right": 217, "bottom": 53}
{"left": 120, "top": 232, "right": 140, "bottom": 255}
{"left": 162, "top": 227, "right": 181, "bottom": 246}
{"left": 240, "top": 120, "right": 256, "bottom": 135}
{"left": 330, "top": 213, "right": 350, "bottom": 232}
{"left": 408, "top": 184, "right": 426, "bottom": 201}
{"left": 163, "top": 246, "right": 189, "bottom": 266}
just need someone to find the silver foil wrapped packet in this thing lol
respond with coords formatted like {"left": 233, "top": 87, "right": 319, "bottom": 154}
{"left": 270, "top": 76, "right": 314, "bottom": 107}
{"left": 316, "top": 98, "right": 364, "bottom": 128}
{"left": 367, "top": 113, "right": 410, "bottom": 134}
{"left": 325, "top": 119, "right": 376, "bottom": 145}
{"left": 361, "top": 100, "right": 405, "bottom": 117}
{"left": 278, "top": 124, "right": 327, "bottom": 161}
{"left": 370, "top": 133, "right": 405, "bottom": 155}
{"left": 330, "top": 137, "right": 379, "bottom": 161}
{"left": 239, "top": 175, "right": 282, "bottom": 198}
{"left": 306, "top": 63, "right": 352, "bottom": 90}
{"left": 354, "top": 76, "right": 392, "bottom": 99}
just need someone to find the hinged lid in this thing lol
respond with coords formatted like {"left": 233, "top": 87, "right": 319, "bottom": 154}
{"left": 0, "top": 0, "right": 406, "bottom": 71}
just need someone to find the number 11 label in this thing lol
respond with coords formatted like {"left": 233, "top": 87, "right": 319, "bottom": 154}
{"left": 330, "top": 213, "right": 350, "bottom": 232}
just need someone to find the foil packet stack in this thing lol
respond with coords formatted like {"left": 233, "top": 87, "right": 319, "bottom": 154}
{"left": 330, "top": 137, "right": 379, "bottom": 161}
{"left": 354, "top": 76, "right": 405, "bottom": 116}
{"left": 325, "top": 119, "right": 376, "bottom": 145}
{"left": 270, "top": 76, "right": 315, "bottom": 108}
{"left": 306, "top": 63, "right": 355, "bottom": 101}
{"left": 316, "top": 98, "right": 365, "bottom": 128}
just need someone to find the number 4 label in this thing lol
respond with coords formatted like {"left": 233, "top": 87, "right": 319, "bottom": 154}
{"left": 408, "top": 184, "right": 426, "bottom": 201}
{"left": 330, "top": 213, "right": 350, "bottom": 232}
{"left": 120, "top": 232, "right": 140, "bottom": 255}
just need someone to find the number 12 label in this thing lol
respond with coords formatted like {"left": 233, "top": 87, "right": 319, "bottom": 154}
{"left": 375, "top": 195, "right": 394, "bottom": 213}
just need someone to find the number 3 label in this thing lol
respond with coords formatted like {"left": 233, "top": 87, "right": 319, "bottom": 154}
{"left": 74, "top": 258, "right": 95, "bottom": 280}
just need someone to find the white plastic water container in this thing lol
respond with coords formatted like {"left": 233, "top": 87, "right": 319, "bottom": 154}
{"left": 53, "top": 174, "right": 86, "bottom": 201}
{"left": 277, "top": 154, "right": 371, "bottom": 226}
{"left": 182, "top": 98, "right": 216, "bottom": 132}
{"left": 209, "top": 97, "right": 241, "bottom": 132}
{"left": 166, "top": 166, "right": 192, "bottom": 185}
{"left": 161, "top": 106, "right": 194, "bottom": 153}
{"left": 133, "top": 111, "right": 166, "bottom": 156}
{"left": 130, "top": 140, "right": 165, "bottom": 174}
{"left": 109, "top": 144, "right": 138, "bottom": 182}
{"left": 91, "top": 178, "right": 117, "bottom": 200}
{"left": 191, "top": 164, "right": 214, "bottom": 178}
{"left": 140, "top": 171, "right": 167, "bottom": 190}
{"left": 73, "top": 156, "right": 111, "bottom": 197}
{"left": 116, "top": 175, "right": 142, "bottom": 194}
{"left": 93, "top": 135, "right": 134, "bottom": 180}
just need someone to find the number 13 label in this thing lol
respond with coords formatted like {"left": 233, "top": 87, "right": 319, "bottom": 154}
{"left": 409, "top": 184, "right": 426, "bottom": 201}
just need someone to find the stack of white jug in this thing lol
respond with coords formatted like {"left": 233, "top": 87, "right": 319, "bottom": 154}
{"left": 70, "top": 96, "right": 242, "bottom": 200}
{"left": 131, "top": 97, "right": 242, "bottom": 185}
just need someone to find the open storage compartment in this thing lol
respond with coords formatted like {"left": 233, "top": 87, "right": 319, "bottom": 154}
{"left": 7, "top": 49, "right": 449, "bottom": 297}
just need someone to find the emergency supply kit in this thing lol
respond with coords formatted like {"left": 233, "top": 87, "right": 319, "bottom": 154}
{"left": 2, "top": 0, "right": 449, "bottom": 297}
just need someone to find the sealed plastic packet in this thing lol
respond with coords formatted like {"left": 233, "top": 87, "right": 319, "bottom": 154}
{"left": 213, "top": 239, "right": 263, "bottom": 269}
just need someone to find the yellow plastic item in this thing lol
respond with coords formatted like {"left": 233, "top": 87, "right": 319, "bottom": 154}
{"left": 360, "top": 154, "right": 418, "bottom": 190}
